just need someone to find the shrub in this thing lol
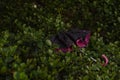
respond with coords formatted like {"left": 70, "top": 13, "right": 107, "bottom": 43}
{"left": 1, "top": 0, "right": 120, "bottom": 41}
{"left": 0, "top": 0, "right": 120, "bottom": 80}
{"left": 0, "top": 27, "right": 120, "bottom": 80}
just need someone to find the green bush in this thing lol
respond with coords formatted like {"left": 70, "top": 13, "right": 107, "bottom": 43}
{"left": 1, "top": 0, "right": 120, "bottom": 41}
{"left": 0, "top": 0, "right": 120, "bottom": 80}
{"left": 0, "top": 27, "right": 120, "bottom": 80}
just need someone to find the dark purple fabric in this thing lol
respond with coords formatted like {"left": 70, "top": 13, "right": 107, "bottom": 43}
{"left": 51, "top": 28, "right": 90, "bottom": 52}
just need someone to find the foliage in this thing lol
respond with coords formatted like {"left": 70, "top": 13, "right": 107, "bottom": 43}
{"left": 0, "top": 0, "right": 120, "bottom": 80}
{"left": 0, "top": 27, "right": 120, "bottom": 80}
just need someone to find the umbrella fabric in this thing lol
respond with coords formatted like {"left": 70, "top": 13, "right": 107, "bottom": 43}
{"left": 51, "top": 28, "right": 90, "bottom": 52}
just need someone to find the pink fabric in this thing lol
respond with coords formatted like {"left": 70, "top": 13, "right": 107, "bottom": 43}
{"left": 76, "top": 39, "right": 86, "bottom": 48}
{"left": 76, "top": 33, "right": 90, "bottom": 48}
{"left": 85, "top": 33, "right": 90, "bottom": 44}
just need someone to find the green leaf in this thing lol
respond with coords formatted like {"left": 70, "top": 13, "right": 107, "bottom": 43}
{"left": 13, "top": 71, "right": 20, "bottom": 80}
{"left": 46, "top": 39, "right": 52, "bottom": 46}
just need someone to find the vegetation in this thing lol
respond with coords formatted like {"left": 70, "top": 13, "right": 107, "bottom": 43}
{"left": 0, "top": 0, "right": 120, "bottom": 80}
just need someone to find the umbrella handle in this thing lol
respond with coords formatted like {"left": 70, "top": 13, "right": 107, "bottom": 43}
{"left": 101, "top": 54, "right": 109, "bottom": 66}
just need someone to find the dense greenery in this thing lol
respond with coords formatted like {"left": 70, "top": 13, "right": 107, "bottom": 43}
{"left": 0, "top": 0, "right": 120, "bottom": 80}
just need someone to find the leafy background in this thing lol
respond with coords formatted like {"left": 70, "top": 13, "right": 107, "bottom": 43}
{"left": 0, "top": 0, "right": 120, "bottom": 80}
